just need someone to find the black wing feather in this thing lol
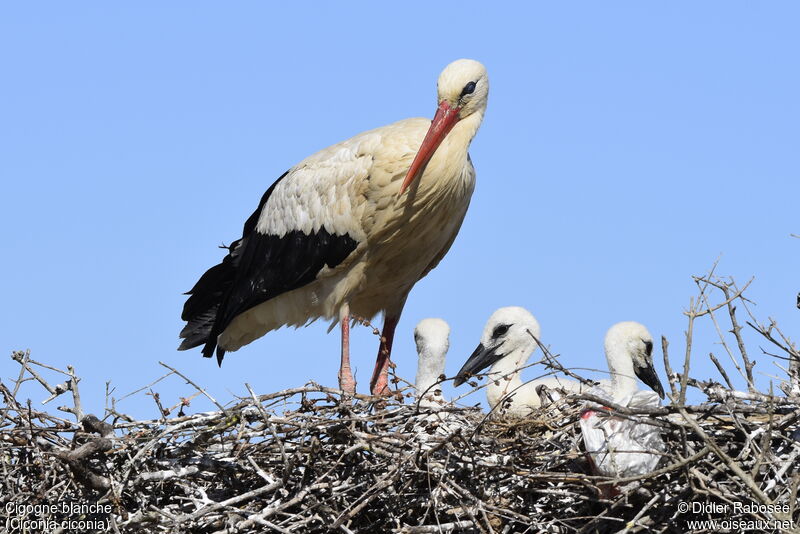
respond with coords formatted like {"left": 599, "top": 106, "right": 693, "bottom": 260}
{"left": 179, "top": 171, "right": 359, "bottom": 364}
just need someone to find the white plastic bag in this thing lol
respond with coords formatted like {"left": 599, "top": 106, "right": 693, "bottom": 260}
{"left": 580, "top": 387, "right": 664, "bottom": 480}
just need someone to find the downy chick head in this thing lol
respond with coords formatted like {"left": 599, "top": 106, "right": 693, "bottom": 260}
{"left": 604, "top": 321, "right": 664, "bottom": 399}
{"left": 454, "top": 306, "right": 540, "bottom": 386}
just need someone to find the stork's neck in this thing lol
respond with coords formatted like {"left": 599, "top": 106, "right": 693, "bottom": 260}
{"left": 416, "top": 348, "right": 446, "bottom": 407}
{"left": 486, "top": 345, "right": 530, "bottom": 408}
{"left": 607, "top": 346, "right": 638, "bottom": 400}
{"left": 422, "top": 109, "right": 484, "bottom": 189}
{"left": 448, "top": 109, "right": 484, "bottom": 154}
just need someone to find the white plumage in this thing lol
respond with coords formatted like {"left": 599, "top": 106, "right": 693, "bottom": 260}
{"left": 180, "top": 59, "right": 489, "bottom": 396}
{"left": 413, "top": 318, "right": 450, "bottom": 408}
{"left": 412, "top": 317, "right": 462, "bottom": 441}
{"left": 223, "top": 116, "right": 477, "bottom": 349}
{"left": 454, "top": 307, "right": 584, "bottom": 417}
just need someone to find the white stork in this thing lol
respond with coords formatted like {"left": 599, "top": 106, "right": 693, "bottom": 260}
{"left": 179, "top": 59, "right": 489, "bottom": 396}
{"left": 580, "top": 321, "right": 665, "bottom": 485}
{"left": 412, "top": 318, "right": 460, "bottom": 440}
{"left": 453, "top": 307, "right": 584, "bottom": 416}
{"left": 413, "top": 318, "right": 450, "bottom": 407}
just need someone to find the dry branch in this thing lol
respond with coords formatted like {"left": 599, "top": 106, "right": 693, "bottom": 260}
{"left": 1, "top": 273, "right": 799, "bottom": 533}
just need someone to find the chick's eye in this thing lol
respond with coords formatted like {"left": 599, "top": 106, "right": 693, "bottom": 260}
{"left": 644, "top": 340, "right": 653, "bottom": 356}
{"left": 492, "top": 324, "right": 509, "bottom": 338}
{"left": 460, "top": 81, "right": 477, "bottom": 99}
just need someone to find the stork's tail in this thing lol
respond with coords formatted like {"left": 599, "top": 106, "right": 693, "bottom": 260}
{"left": 177, "top": 306, "right": 217, "bottom": 352}
{"left": 178, "top": 250, "right": 238, "bottom": 364}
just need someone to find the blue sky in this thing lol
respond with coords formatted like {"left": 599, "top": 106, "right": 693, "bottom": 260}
{"left": 1, "top": 3, "right": 797, "bottom": 419}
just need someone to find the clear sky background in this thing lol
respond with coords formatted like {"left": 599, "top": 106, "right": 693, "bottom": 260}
{"left": 2, "top": 3, "right": 797, "bottom": 419}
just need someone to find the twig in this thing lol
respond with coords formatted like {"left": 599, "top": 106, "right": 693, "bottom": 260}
{"left": 158, "top": 361, "right": 227, "bottom": 413}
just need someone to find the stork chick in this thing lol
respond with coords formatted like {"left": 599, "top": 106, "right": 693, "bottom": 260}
{"left": 597, "top": 321, "right": 665, "bottom": 400}
{"left": 454, "top": 307, "right": 583, "bottom": 417}
{"left": 414, "top": 318, "right": 450, "bottom": 408}
{"left": 581, "top": 321, "right": 665, "bottom": 483}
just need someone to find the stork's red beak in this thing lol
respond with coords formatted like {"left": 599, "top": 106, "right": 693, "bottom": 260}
{"left": 399, "top": 101, "right": 461, "bottom": 195}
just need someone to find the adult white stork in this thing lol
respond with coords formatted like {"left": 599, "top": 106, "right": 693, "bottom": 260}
{"left": 179, "top": 59, "right": 489, "bottom": 396}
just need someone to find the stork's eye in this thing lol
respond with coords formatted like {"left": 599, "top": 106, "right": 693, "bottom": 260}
{"left": 492, "top": 324, "right": 510, "bottom": 338}
{"left": 460, "top": 81, "right": 477, "bottom": 99}
{"left": 644, "top": 340, "right": 653, "bottom": 356}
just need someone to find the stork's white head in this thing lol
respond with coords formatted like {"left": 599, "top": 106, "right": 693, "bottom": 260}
{"left": 436, "top": 59, "right": 489, "bottom": 120}
{"left": 400, "top": 58, "right": 489, "bottom": 194}
{"left": 604, "top": 321, "right": 664, "bottom": 399}
{"left": 454, "top": 306, "right": 540, "bottom": 386}
{"left": 415, "top": 318, "right": 450, "bottom": 362}
{"left": 414, "top": 318, "right": 450, "bottom": 405}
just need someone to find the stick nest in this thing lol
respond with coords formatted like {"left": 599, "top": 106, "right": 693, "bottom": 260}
{"left": 1, "top": 271, "right": 799, "bottom": 533}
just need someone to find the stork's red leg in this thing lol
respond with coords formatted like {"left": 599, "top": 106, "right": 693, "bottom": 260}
{"left": 338, "top": 305, "right": 356, "bottom": 395}
{"left": 370, "top": 314, "right": 399, "bottom": 396}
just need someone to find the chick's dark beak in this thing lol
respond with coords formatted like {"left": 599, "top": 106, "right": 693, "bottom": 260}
{"left": 454, "top": 342, "right": 504, "bottom": 386}
{"left": 635, "top": 362, "right": 665, "bottom": 399}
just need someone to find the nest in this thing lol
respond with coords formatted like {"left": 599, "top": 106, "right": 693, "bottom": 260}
{"left": 1, "top": 272, "right": 799, "bottom": 533}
